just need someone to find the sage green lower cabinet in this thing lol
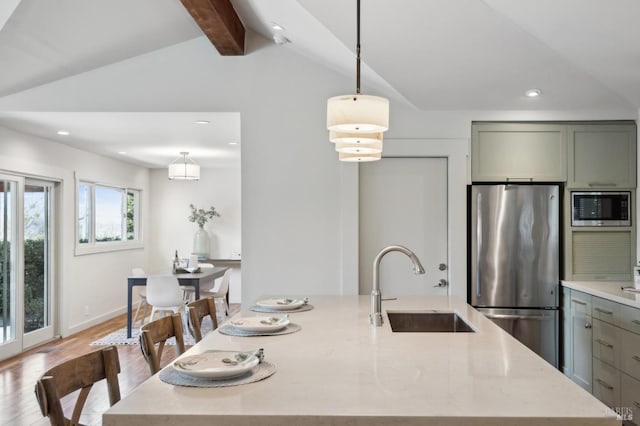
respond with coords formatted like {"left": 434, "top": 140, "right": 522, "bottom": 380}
{"left": 563, "top": 288, "right": 640, "bottom": 423}
{"left": 564, "top": 289, "right": 593, "bottom": 392}
{"left": 593, "top": 358, "right": 621, "bottom": 409}
{"left": 621, "top": 373, "right": 640, "bottom": 425}
{"left": 562, "top": 287, "right": 572, "bottom": 376}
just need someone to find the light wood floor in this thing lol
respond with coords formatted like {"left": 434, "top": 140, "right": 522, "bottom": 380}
{"left": 0, "top": 306, "right": 238, "bottom": 425}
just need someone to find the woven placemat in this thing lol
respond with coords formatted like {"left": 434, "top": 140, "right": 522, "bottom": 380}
{"left": 218, "top": 323, "right": 301, "bottom": 337}
{"left": 159, "top": 361, "right": 276, "bottom": 388}
{"left": 249, "top": 304, "right": 314, "bottom": 313}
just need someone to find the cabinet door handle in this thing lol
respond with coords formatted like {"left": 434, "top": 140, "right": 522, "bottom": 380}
{"left": 632, "top": 355, "right": 640, "bottom": 362}
{"left": 506, "top": 177, "right": 534, "bottom": 182}
{"left": 596, "top": 379, "right": 614, "bottom": 390}
{"left": 595, "top": 339, "right": 613, "bottom": 348}
{"left": 571, "top": 299, "right": 587, "bottom": 306}
{"left": 594, "top": 307, "right": 613, "bottom": 315}
{"left": 588, "top": 182, "right": 617, "bottom": 187}
{"left": 632, "top": 319, "right": 640, "bottom": 326}
{"left": 585, "top": 322, "right": 592, "bottom": 329}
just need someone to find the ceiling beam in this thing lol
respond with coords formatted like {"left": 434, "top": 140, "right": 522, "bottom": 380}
{"left": 180, "top": 0, "right": 245, "bottom": 56}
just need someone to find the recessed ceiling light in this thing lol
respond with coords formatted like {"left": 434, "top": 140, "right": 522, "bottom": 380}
{"left": 194, "top": 120, "right": 210, "bottom": 125}
{"left": 229, "top": 141, "right": 238, "bottom": 145}
{"left": 525, "top": 88, "right": 541, "bottom": 98}
{"left": 270, "top": 22, "right": 284, "bottom": 31}
{"left": 57, "top": 130, "right": 70, "bottom": 136}
{"left": 118, "top": 151, "right": 127, "bottom": 155}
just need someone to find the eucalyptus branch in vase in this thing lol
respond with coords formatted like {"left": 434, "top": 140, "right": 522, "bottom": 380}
{"left": 188, "top": 204, "right": 221, "bottom": 228}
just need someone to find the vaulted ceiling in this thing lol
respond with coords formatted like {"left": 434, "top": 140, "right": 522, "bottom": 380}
{"left": 0, "top": 0, "right": 638, "bottom": 168}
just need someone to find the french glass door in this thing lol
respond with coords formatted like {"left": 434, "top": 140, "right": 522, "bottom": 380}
{"left": 22, "top": 179, "right": 54, "bottom": 348}
{"left": 0, "top": 174, "right": 54, "bottom": 359}
{"left": 0, "top": 174, "right": 22, "bottom": 358}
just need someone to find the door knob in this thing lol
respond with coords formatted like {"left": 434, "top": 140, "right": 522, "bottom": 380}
{"left": 434, "top": 279, "right": 448, "bottom": 288}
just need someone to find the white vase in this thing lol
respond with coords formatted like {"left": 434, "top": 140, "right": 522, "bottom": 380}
{"left": 193, "top": 226, "right": 210, "bottom": 259}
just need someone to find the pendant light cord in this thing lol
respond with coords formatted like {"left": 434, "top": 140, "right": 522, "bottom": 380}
{"left": 356, "top": 0, "right": 361, "bottom": 95}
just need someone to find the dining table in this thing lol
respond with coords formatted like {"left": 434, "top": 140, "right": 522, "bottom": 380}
{"left": 126, "top": 266, "right": 229, "bottom": 338}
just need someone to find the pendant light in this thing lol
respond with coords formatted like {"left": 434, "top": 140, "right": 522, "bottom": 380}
{"left": 339, "top": 152, "right": 381, "bottom": 162}
{"left": 168, "top": 152, "right": 200, "bottom": 181}
{"left": 326, "top": 0, "right": 389, "bottom": 161}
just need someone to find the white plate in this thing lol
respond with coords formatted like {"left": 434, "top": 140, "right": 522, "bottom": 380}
{"left": 172, "top": 350, "right": 259, "bottom": 379}
{"left": 255, "top": 298, "right": 305, "bottom": 311}
{"left": 229, "top": 316, "right": 290, "bottom": 332}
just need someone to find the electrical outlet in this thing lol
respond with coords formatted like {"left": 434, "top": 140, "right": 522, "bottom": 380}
{"left": 84, "top": 305, "right": 89, "bottom": 316}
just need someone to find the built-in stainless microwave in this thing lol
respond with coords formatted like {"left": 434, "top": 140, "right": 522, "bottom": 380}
{"left": 571, "top": 191, "right": 631, "bottom": 226}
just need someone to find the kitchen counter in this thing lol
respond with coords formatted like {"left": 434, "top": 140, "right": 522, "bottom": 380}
{"left": 104, "top": 296, "right": 618, "bottom": 426}
{"left": 562, "top": 280, "right": 640, "bottom": 308}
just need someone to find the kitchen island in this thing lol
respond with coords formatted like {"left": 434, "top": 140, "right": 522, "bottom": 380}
{"left": 104, "top": 296, "right": 618, "bottom": 425}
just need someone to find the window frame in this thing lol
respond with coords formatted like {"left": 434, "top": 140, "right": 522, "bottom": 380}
{"left": 75, "top": 179, "right": 143, "bottom": 255}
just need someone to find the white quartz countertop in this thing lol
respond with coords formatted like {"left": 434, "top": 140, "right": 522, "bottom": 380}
{"left": 562, "top": 280, "right": 640, "bottom": 309}
{"left": 104, "top": 296, "right": 618, "bottom": 426}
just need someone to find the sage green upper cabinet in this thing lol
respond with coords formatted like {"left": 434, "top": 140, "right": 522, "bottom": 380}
{"left": 472, "top": 123, "right": 567, "bottom": 182}
{"left": 567, "top": 124, "right": 637, "bottom": 189}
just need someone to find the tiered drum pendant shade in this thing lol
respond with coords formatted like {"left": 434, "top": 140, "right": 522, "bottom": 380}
{"left": 326, "top": 0, "right": 389, "bottom": 162}
{"left": 168, "top": 152, "right": 200, "bottom": 181}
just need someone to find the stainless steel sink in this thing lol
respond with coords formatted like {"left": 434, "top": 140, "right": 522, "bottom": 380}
{"left": 387, "top": 311, "right": 475, "bottom": 333}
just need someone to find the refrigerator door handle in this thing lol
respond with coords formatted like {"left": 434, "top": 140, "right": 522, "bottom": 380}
{"left": 484, "top": 313, "right": 551, "bottom": 321}
{"left": 475, "top": 192, "right": 482, "bottom": 299}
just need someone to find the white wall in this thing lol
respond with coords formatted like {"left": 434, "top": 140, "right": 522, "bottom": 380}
{"left": 0, "top": 33, "right": 637, "bottom": 312}
{"left": 148, "top": 166, "right": 242, "bottom": 302}
{"left": 0, "top": 126, "right": 150, "bottom": 339}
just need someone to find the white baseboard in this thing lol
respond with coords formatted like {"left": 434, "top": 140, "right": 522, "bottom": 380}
{"left": 65, "top": 305, "right": 127, "bottom": 337}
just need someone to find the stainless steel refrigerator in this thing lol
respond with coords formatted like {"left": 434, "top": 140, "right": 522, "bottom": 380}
{"left": 470, "top": 184, "right": 560, "bottom": 367}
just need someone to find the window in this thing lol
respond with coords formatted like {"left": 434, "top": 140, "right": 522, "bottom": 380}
{"left": 76, "top": 181, "right": 141, "bottom": 254}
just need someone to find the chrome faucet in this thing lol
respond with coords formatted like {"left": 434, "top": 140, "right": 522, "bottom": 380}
{"left": 371, "top": 245, "right": 426, "bottom": 326}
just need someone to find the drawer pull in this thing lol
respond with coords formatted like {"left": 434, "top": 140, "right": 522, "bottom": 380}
{"left": 632, "top": 355, "right": 640, "bottom": 362}
{"left": 596, "top": 379, "right": 614, "bottom": 390}
{"left": 633, "top": 319, "right": 640, "bottom": 326}
{"left": 572, "top": 299, "right": 587, "bottom": 306}
{"left": 595, "top": 339, "right": 613, "bottom": 348}
{"left": 594, "top": 307, "right": 613, "bottom": 315}
{"left": 588, "top": 182, "right": 617, "bottom": 187}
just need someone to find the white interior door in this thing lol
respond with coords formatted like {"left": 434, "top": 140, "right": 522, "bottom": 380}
{"left": 359, "top": 157, "right": 448, "bottom": 296}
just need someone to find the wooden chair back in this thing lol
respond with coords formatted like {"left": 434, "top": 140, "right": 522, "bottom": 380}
{"left": 187, "top": 296, "right": 218, "bottom": 342}
{"left": 139, "top": 313, "right": 186, "bottom": 374}
{"left": 34, "top": 345, "right": 121, "bottom": 426}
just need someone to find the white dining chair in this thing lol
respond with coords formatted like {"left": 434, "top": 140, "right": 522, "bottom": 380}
{"left": 181, "top": 263, "right": 215, "bottom": 302}
{"left": 201, "top": 268, "right": 231, "bottom": 316}
{"left": 145, "top": 275, "right": 186, "bottom": 323}
{"left": 181, "top": 268, "right": 231, "bottom": 316}
{"left": 131, "top": 268, "right": 149, "bottom": 327}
